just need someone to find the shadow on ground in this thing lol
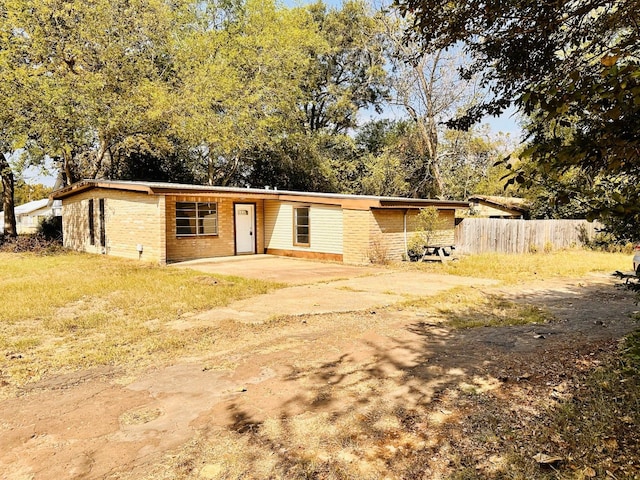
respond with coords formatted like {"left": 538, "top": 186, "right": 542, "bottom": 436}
{"left": 166, "top": 278, "right": 639, "bottom": 479}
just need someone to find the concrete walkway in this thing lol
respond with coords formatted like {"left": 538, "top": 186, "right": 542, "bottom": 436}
{"left": 172, "top": 256, "right": 497, "bottom": 325}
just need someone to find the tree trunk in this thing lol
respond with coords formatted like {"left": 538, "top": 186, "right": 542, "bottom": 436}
{"left": 1, "top": 152, "right": 17, "bottom": 237}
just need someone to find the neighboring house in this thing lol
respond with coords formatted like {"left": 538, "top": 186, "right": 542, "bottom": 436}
{"left": 51, "top": 180, "right": 468, "bottom": 264}
{"left": 467, "top": 195, "right": 530, "bottom": 219}
{"left": 0, "top": 198, "right": 61, "bottom": 234}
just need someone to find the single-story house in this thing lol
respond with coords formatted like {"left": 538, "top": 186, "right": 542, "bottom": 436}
{"left": 51, "top": 180, "right": 468, "bottom": 264}
{"left": 467, "top": 195, "right": 530, "bottom": 219}
{"left": 0, "top": 198, "right": 61, "bottom": 234}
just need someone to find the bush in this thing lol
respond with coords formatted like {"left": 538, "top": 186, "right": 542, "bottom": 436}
{"left": 577, "top": 224, "right": 635, "bottom": 253}
{"left": 0, "top": 233, "right": 64, "bottom": 254}
{"left": 367, "top": 234, "right": 390, "bottom": 264}
{"left": 38, "top": 215, "right": 63, "bottom": 242}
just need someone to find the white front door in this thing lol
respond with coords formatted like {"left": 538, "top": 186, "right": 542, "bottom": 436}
{"left": 234, "top": 204, "right": 256, "bottom": 254}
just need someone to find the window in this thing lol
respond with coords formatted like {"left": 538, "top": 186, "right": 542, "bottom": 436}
{"left": 176, "top": 202, "right": 218, "bottom": 237}
{"left": 88, "top": 199, "right": 95, "bottom": 245}
{"left": 99, "top": 198, "right": 106, "bottom": 247}
{"left": 294, "top": 206, "right": 310, "bottom": 246}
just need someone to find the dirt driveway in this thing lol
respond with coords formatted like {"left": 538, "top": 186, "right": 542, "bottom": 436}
{"left": 1, "top": 259, "right": 638, "bottom": 479}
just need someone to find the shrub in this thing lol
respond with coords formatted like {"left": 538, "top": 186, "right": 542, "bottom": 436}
{"left": 367, "top": 234, "right": 390, "bottom": 264}
{"left": 37, "top": 215, "right": 63, "bottom": 242}
{"left": 0, "top": 233, "right": 64, "bottom": 254}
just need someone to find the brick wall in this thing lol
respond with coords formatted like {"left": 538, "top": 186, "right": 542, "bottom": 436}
{"left": 342, "top": 209, "right": 372, "bottom": 264}
{"left": 62, "top": 189, "right": 165, "bottom": 263}
{"left": 370, "top": 209, "right": 407, "bottom": 261}
{"left": 165, "top": 196, "right": 264, "bottom": 263}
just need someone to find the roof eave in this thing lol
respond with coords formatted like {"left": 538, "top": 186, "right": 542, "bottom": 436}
{"left": 52, "top": 180, "right": 154, "bottom": 199}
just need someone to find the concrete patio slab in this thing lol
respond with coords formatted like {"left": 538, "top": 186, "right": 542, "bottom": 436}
{"left": 171, "top": 255, "right": 498, "bottom": 325}
{"left": 170, "top": 255, "right": 386, "bottom": 285}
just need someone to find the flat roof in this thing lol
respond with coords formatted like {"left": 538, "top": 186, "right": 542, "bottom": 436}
{"left": 52, "top": 179, "right": 469, "bottom": 209}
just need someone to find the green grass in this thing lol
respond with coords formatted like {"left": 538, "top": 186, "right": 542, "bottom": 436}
{"left": 403, "top": 288, "right": 552, "bottom": 329}
{"left": 0, "top": 252, "right": 281, "bottom": 387}
{"left": 407, "top": 250, "right": 630, "bottom": 283}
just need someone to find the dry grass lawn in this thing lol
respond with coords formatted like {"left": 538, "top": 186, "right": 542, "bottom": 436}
{"left": 1, "top": 249, "right": 638, "bottom": 480}
{"left": 0, "top": 252, "right": 279, "bottom": 389}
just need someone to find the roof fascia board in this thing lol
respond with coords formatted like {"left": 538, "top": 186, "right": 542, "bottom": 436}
{"left": 276, "top": 194, "right": 375, "bottom": 210}
{"left": 52, "top": 180, "right": 153, "bottom": 199}
{"left": 147, "top": 184, "right": 282, "bottom": 197}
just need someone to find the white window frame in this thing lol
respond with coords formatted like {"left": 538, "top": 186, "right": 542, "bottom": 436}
{"left": 176, "top": 202, "right": 218, "bottom": 237}
{"left": 293, "top": 206, "right": 310, "bottom": 246}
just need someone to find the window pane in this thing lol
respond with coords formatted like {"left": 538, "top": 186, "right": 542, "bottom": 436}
{"left": 88, "top": 199, "right": 95, "bottom": 245}
{"left": 176, "top": 202, "right": 217, "bottom": 237}
{"left": 198, "top": 203, "right": 218, "bottom": 235}
{"left": 176, "top": 202, "right": 197, "bottom": 236}
{"left": 176, "top": 218, "right": 195, "bottom": 236}
{"left": 295, "top": 207, "right": 310, "bottom": 245}
{"left": 202, "top": 214, "right": 218, "bottom": 235}
{"left": 176, "top": 202, "right": 197, "bottom": 216}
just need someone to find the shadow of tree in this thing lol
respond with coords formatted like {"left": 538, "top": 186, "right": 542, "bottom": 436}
{"left": 179, "top": 279, "right": 639, "bottom": 479}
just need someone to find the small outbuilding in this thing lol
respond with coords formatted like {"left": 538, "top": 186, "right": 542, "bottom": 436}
{"left": 467, "top": 195, "right": 530, "bottom": 219}
{"left": 51, "top": 180, "right": 467, "bottom": 264}
{"left": 0, "top": 198, "right": 61, "bottom": 235}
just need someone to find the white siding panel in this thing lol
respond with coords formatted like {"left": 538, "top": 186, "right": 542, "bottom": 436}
{"left": 264, "top": 200, "right": 343, "bottom": 254}
{"left": 311, "top": 204, "right": 343, "bottom": 254}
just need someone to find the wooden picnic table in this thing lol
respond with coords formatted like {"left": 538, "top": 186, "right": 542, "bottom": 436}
{"left": 420, "top": 245, "right": 455, "bottom": 262}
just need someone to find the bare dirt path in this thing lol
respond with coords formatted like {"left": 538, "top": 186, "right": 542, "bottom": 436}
{"left": 0, "top": 272, "right": 637, "bottom": 479}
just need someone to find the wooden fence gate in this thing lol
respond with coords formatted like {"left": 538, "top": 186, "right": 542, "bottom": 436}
{"left": 454, "top": 218, "right": 601, "bottom": 254}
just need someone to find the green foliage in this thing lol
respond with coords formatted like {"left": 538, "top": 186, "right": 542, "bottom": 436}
{"left": 577, "top": 224, "right": 634, "bottom": 253}
{"left": 396, "top": 0, "right": 640, "bottom": 234}
{"left": 623, "top": 331, "right": 640, "bottom": 370}
{"left": 407, "top": 206, "right": 447, "bottom": 256}
{"left": 439, "top": 127, "right": 515, "bottom": 200}
{"left": 11, "top": 182, "right": 53, "bottom": 206}
{"left": 236, "top": 134, "right": 339, "bottom": 192}
{"left": 37, "top": 215, "right": 63, "bottom": 243}
{"left": 176, "top": 0, "right": 320, "bottom": 185}
{"left": 303, "top": 0, "right": 387, "bottom": 134}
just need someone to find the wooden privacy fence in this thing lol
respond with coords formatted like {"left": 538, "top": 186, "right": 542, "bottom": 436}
{"left": 454, "top": 218, "right": 601, "bottom": 254}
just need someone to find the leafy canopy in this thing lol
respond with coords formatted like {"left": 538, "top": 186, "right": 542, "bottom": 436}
{"left": 395, "top": 0, "right": 640, "bottom": 237}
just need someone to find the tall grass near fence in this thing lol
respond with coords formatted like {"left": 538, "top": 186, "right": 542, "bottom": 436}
{"left": 407, "top": 250, "right": 630, "bottom": 283}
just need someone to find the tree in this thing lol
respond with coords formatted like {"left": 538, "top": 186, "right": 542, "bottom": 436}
{"left": 14, "top": 0, "right": 185, "bottom": 185}
{"left": 175, "top": 0, "right": 321, "bottom": 186}
{"left": 380, "top": 6, "right": 480, "bottom": 198}
{"left": 302, "top": 0, "right": 388, "bottom": 135}
{"left": 11, "top": 182, "right": 54, "bottom": 206}
{"left": 211, "top": 0, "right": 390, "bottom": 192}
{"left": 395, "top": 0, "right": 640, "bottom": 235}
{"left": 353, "top": 119, "right": 411, "bottom": 196}
{"left": 237, "top": 133, "right": 339, "bottom": 192}
{"left": 0, "top": 0, "right": 45, "bottom": 236}
{"left": 439, "top": 127, "right": 515, "bottom": 200}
